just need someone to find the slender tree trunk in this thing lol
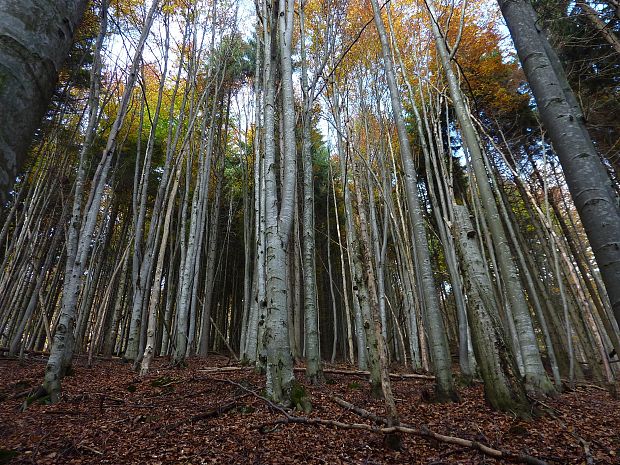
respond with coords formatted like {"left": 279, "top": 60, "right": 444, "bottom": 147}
{"left": 370, "top": 0, "right": 456, "bottom": 401}
{"left": 426, "top": 0, "right": 553, "bottom": 395}
{"left": 300, "top": 1, "right": 322, "bottom": 383}
{"left": 260, "top": 0, "right": 296, "bottom": 403}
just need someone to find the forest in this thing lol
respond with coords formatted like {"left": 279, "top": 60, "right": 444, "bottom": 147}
{"left": 0, "top": 0, "right": 619, "bottom": 463}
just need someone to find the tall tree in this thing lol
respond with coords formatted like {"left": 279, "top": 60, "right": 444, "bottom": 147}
{"left": 370, "top": 0, "right": 457, "bottom": 401}
{"left": 0, "top": 0, "right": 88, "bottom": 201}
{"left": 498, "top": 0, "right": 620, "bottom": 329}
{"left": 425, "top": 0, "right": 554, "bottom": 396}
{"left": 259, "top": 0, "right": 297, "bottom": 403}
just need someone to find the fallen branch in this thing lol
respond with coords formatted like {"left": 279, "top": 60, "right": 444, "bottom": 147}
{"left": 76, "top": 444, "right": 103, "bottom": 456}
{"left": 205, "top": 378, "right": 547, "bottom": 465}
{"left": 199, "top": 366, "right": 252, "bottom": 373}
{"left": 560, "top": 379, "right": 607, "bottom": 392}
{"left": 330, "top": 396, "right": 385, "bottom": 424}
{"left": 197, "top": 366, "right": 435, "bottom": 380}
{"left": 293, "top": 367, "right": 435, "bottom": 380}
{"left": 0, "top": 348, "right": 49, "bottom": 356}
{"left": 330, "top": 396, "right": 553, "bottom": 464}
{"left": 259, "top": 415, "right": 547, "bottom": 465}
{"left": 162, "top": 393, "right": 251, "bottom": 431}
{"left": 205, "top": 377, "right": 292, "bottom": 418}
{"left": 98, "top": 395, "right": 157, "bottom": 409}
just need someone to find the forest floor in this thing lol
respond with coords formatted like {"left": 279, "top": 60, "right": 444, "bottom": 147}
{"left": 0, "top": 356, "right": 618, "bottom": 464}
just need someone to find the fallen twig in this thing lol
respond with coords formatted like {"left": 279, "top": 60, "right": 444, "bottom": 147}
{"left": 76, "top": 443, "right": 103, "bottom": 456}
{"left": 98, "top": 395, "right": 158, "bottom": 409}
{"left": 330, "top": 396, "right": 385, "bottom": 424}
{"left": 205, "top": 377, "right": 292, "bottom": 418}
{"left": 162, "top": 393, "right": 251, "bottom": 431}
{"left": 206, "top": 379, "right": 545, "bottom": 464}
{"left": 560, "top": 379, "right": 607, "bottom": 392}
{"left": 199, "top": 366, "right": 252, "bottom": 373}
{"left": 533, "top": 399, "right": 593, "bottom": 465}
{"left": 259, "top": 415, "right": 547, "bottom": 465}
{"left": 293, "top": 367, "right": 435, "bottom": 380}
{"left": 197, "top": 366, "right": 435, "bottom": 380}
{"left": 330, "top": 396, "right": 551, "bottom": 464}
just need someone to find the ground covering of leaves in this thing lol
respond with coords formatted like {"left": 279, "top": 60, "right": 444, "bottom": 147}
{"left": 0, "top": 356, "right": 618, "bottom": 464}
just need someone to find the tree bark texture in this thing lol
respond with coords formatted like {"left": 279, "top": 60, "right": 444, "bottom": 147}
{"left": 498, "top": 0, "right": 620, "bottom": 330}
{"left": 0, "top": 0, "right": 88, "bottom": 200}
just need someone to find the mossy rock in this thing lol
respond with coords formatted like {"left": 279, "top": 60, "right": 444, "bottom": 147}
{"left": 290, "top": 380, "right": 312, "bottom": 414}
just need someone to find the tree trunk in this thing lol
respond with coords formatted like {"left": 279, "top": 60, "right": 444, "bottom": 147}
{"left": 426, "top": 0, "right": 554, "bottom": 396}
{"left": 0, "top": 0, "right": 88, "bottom": 200}
{"left": 453, "top": 205, "right": 530, "bottom": 415}
{"left": 498, "top": 0, "right": 620, "bottom": 330}
{"left": 370, "top": 0, "right": 456, "bottom": 401}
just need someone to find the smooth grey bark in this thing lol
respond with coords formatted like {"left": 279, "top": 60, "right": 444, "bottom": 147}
{"left": 471, "top": 127, "right": 563, "bottom": 387}
{"left": 332, "top": 88, "right": 367, "bottom": 370}
{"left": 498, "top": 0, "right": 620, "bottom": 330}
{"left": 8, "top": 226, "right": 61, "bottom": 356}
{"left": 353, "top": 162, "right": 400, "bottom": 439}
{"left": 369, "top": 0, "right": 456, "bottom": 401}
{"left": 141, "top": 165, "right": 180, "bottom": 375}
{"left": 126, "top": 25, "right": 170, "bottom": 362}
{"left": 125, "top": 12, "right": 194, "bottom": 362}
{"left": 43, "top": 0, "right": 130, "bottom": 400}
{"left": 326, "top": 174, "right": 339, "bottom": 364}
{"left": 260, "top": 0, "right": 296, "bottom": 403}
{"left": 103, "top": 239, "right": 130, "bottom": 356}
{"left": 199, "top": 151, "right": 225, "bottom": 356}
{"left": 173, "top": 99, "right": 218, "bottom": 364}
{"left": 330, "top": 162, "right": 355, "bottom": 365}
{"left": 389, "top": 12, "right": 472, "bottom": 377}
{"left": 453, "top": 205, "right": 529, "bottom": 414}
{"left": 299, "top": 1, "right": 322, "bottom": 383}
{"left": 0, "top": 0, "right": 88, "bottom": 200}
{"left": 242, "top": 29, "right": 264, "bottom": 363}
{"left": 426, "top": 0, "right": 553, "bottom": 395}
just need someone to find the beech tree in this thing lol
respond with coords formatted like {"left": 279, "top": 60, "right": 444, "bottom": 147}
{"left": 1, "top": 0, "right": 618, "bottom": 412}
{"left": 498, "top": 0, "right": 620, "bottom": 330}
{"left": 0, "top": 0, "right": 89, "bottom": 201}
